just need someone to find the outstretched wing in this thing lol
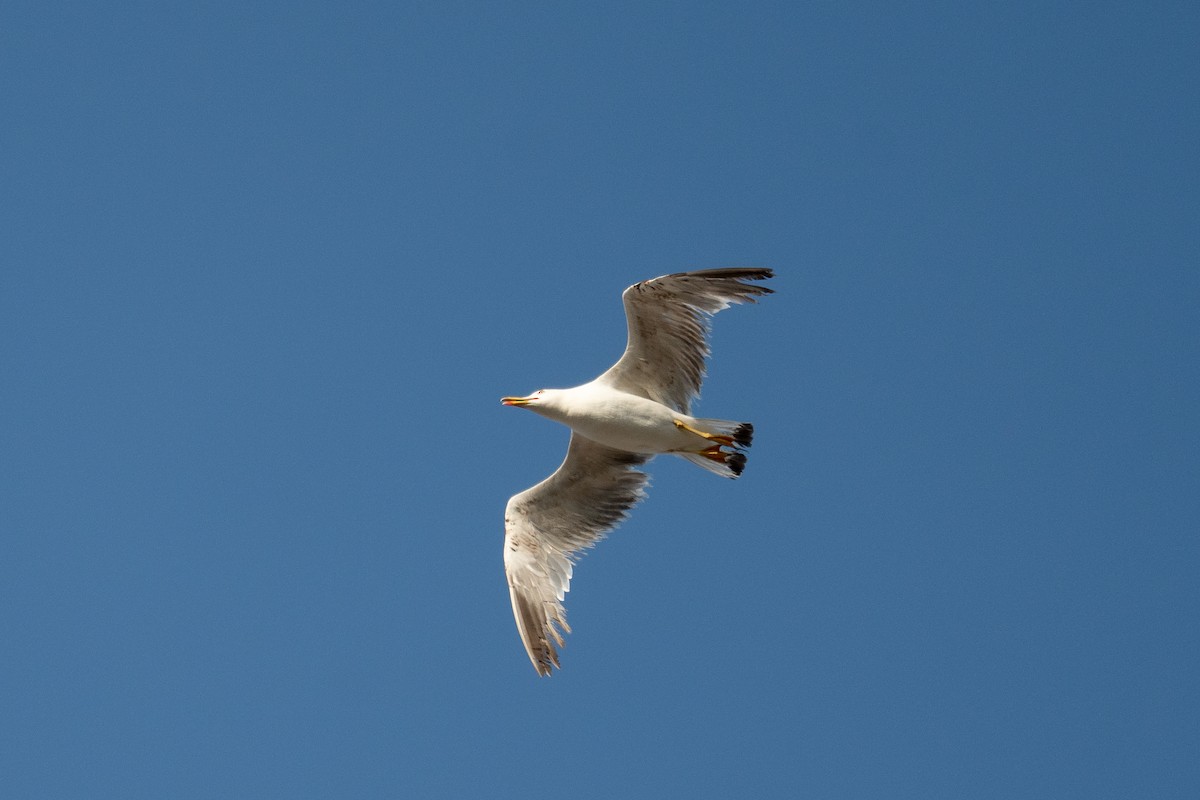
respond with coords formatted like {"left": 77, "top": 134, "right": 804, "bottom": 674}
{"left": 595, "top": 268, "right": 774, "bottom": 412}
{"left": 503, "top": 435, "right": 650, "bottom": 676}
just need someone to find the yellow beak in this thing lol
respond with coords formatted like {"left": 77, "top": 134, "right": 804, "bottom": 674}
{"left": 501, "top": 396, "right": 531, "bottom": 406}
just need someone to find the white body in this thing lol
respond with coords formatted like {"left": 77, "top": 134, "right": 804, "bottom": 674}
{"left": 528, "top": 383, "right": 700, "bottom": 454}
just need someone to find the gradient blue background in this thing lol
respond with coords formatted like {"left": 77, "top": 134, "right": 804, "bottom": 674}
{"left": 2, "top": 2, "right": 1197, "bottom": 797}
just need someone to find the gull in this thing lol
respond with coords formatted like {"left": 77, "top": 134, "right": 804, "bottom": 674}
{"left": 500, "top": 268, "right": 773, "bottom": 676}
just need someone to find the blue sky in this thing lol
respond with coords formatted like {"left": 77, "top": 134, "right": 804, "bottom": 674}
{"left": 2, "top": 2, "right": 1197, "bottom": 797}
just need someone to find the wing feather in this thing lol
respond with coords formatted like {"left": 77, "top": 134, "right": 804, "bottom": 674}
{"left": 596, "top": 267, "right": 774, "bottom": 412}
{"left": 503, "top": 435, "right": 650, "bottom": 676}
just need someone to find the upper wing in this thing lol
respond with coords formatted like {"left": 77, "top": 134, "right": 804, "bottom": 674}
{"left": 595, "top": 268, "right": 774, "bottom": 412}
{"left": 503, "top": 434, "right": 650, "bottom": 676}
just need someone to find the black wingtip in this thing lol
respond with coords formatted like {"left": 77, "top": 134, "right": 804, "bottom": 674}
{"left": 733, "top": 423, "right": 754, "bottom": 449}
{"left": 727, "top": 451, "right": 747, "bottom": 477}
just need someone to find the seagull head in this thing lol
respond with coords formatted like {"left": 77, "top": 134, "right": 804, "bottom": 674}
{"left": 501, "top": 388, "right": 573, "bottom": 423}
{"left": 502, "top": 387, "right": 574, "bottom": 418}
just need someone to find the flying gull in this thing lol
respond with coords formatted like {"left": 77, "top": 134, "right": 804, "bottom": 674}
{"left": 500, "top": 267, "right": 774, "bottom": 675}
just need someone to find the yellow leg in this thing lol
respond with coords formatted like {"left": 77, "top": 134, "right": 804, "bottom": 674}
{"left": 673, "top": 418, "right": 735, "bottom": 447}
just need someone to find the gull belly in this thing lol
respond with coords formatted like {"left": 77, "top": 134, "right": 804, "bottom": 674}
{"left": 553, "top": 384, "right": 692, "bottom": 454}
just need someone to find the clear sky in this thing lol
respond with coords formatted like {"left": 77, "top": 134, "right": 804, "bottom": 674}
{"left": 2, "top": 2, "right": 1197, "bottom": 798}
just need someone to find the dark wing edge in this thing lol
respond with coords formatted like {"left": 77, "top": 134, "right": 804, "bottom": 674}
{"left": 597, "top": 267, "right": 774, "bottom": 412}
{"left": 503, "top": 435, "right": 650, "bottom": 676}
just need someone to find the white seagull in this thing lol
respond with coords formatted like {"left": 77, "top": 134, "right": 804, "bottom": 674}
{"left": 500, "top": 268, "right": 773, "bottom": 675}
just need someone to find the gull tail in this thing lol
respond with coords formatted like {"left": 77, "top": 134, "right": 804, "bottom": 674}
{"left": 677, "top": 419, "right": 754, "bottom": 479}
